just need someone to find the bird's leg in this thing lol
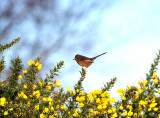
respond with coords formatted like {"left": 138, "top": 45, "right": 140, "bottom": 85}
{"left": 82, "top": 67, "right": 87, "bottom": 70}
{"left": 82, "top": 66, "right": 87, "bottom": 70}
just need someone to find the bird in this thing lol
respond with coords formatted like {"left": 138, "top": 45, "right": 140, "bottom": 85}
{"left": 73, "top": 52, "right": 107, "bottom": 68}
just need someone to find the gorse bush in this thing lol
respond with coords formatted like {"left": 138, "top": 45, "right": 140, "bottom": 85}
{"left": 0, "top": 37, "right": 160, "bottom": 118}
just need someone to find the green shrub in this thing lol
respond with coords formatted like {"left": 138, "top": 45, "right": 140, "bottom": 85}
{"left": 0, "top": 38, "right": 160, "bottom": 118}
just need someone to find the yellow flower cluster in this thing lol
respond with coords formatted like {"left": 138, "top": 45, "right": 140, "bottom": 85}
{"left": 84, "top": 89, "right": 117, "bottom": 117}
{"left": 55, "top": 80, "right": 61, "bottom": 87}
{"left": 117, "top": 89, "right": 126, "bottom": 100}
{"left": 28, "top": 59, "right": 42, "bottom": 70}
{"left": 0, "top": 97, "right": 6, "bottom": 106}
{"left": 33, "top": 90, "right": 41, "bottom": 99}
{"left": 18, "top": 92, "right": 27, "bottom": 99}
{"left": 148, "top": 98, "right": 158, "bottom": 111}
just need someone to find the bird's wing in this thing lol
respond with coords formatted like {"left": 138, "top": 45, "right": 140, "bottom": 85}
{"left": 83, "top": 59, "right": 94, "bottom": 63}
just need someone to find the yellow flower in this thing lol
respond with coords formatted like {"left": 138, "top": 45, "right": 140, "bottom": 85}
{"left": 22, "top": 93, "right": 27, "bottom": 99}
{"left": 35, "top": 61, "right": 39, "bottom": 66}
{"left": 18, "top": 93, "right": 22, "bottom": 97}
{"left": 49, "top": 115, "right": 54, "bottom": 118}
{"left": 18, "top": 74, "right": 22, "bottom": 79}
{"left": 73, "top": 112, "right": 77, "bottom": 117}
{"left": 55, "top": 80, "right": 61, "bottom": 87}
{"left": 72, "top": 91, "right": 76, "bottom": 95}
{"left": 30, "top": 59, "right": 35, "bottom": 65}
{"left": 138, "top": 80, "right": 141, "bottom": 85}
{"left": 101, "top": 93, "right": 105, "bottom": 98}
{"left": 68, "top": 111, "right": 70, "bottom": 115}
{"left": 33, "top": 90, "right": 40, "bottom": 99}
{"left": 67, "top": 87, "right": 71, "bottom": 92}
{"left": 150, "top": 103, "right": 157, "bottom": 108}
{"left": 102, "top": 104, "right": 107, "bottom": 109}
{"left": 143, "top": 80, "right": 147, "bottom": 85}
{"left": 61, "top": 105, "right": 66, "bottom": 110}
{"left": 152, "top": 73, "right": 157, "bottom": 79}
{"left": 76, "top": 89, "right": 79, "bottom": 93}
{"left": 39, "top": 81, "right": 43, "bottom": 87}
{"left": 56, "top": 105, "right": 59, "bottom": 109}
{"left": 119, "top": 92, "right": 123, "bottom": 97}
{"left": 49, "top": 101, "right": 53, "bottom": 106}
{"left": 153, "top": 107, "right": 158, "bottom": 111}
{"left": 110, "top": 98, "right": 115, "bottom": 103}
{"left": 134, "top": 93, "right": 139, "bottom": 99}
{"left": 128, "top": 110, "right": 133, "bottom": 116}
{"left": 24, "top": 85, "right": 27, "bottom": 89}
{"left": 23, "top": 69, "right": 27, "bottom": 74}
{"left": 79, "top": 102, "right": 84, "bottom": 107}
{"left": 80, "top": 96, "right": 85, "bottom": 101}
{"left": 37, "top": 64, "right": 42, "bottom": 71}
{"left": 28, "top": 61, "right": 32, "bottom": 66}
{"left": 154, "top": 78, "right": 158, "bottom": 84}
{"left": 119, "top": 105, "right": 123, "bottom": 110}
{"left": 138, "top": 89, "right": 143, "bottom": 94}
{"left": 122, "top": 96, "right": 126, "bottom": 100}
{"left": 123, "top": 111, "right": 127, "bottom": 116}
{"left": 43, "top": 107, "right": 49, "bottom": 113}
{"left": 40, "top": 114, "right": 46, "bottom": 118}
{"left": 112, "top": 107, "right": 117, "bottom": 112}
{"left": 42, "top": 97, "right": 48, "bottom": 103}
{"left": 97, "top": 105, "right": 102, "bottom": 110}
{"left": 157, "top": 90, "right": 160, "bottom": 93}
{"left": 27, "top": 101, "right": 30, "bottom": 106}
{"left": 57, "top": 84, "right": 61, "bottom": 87}
{"left": 54, "top": 111, "right": 58, "bottom": 116}
{"left": 108, "top": 109, "right": 112, "bottom": 114}
{"left": 46, "top": 85, "right": 51, "bottom": 91}
{"left": 9, "top": 108, "right": 13, "bottom": 111}
{"left": 96, "top": 98, "right": 101, "bottom": 103}
{"left": 139, "top": 100, "right": 146, "bottom": 107}
{"left": 92, "top": 90, "right": 102, "bottom": 95}
{"left": 33, "top": 84, "right": 36, "bottom": 89}
{"left": 35, "top": 104, "right": 39, "bottom": 110}
{"left": 48, "top": 97, "right": 52, "bottom": 102}
{"left": 50, "top": 106, "right": 54, "bottom": 111}
{"left": 148, "top": 107, "right": 151, "bottom": 111}
{"left": 4, "top": 111, "right": 8, "bottom": 115}
{"left": 0, "top": 97, "right": 6, "bottom": 106}
{"left": 133, "top": 113, "right": 137, "bottom": 116}
{"left": 112, "top": 112, "right": 118, "bottom": 117}
{"left": 59, "top": 115, "right": 62, "bottom": 118}
{"left": 90, "top": 109, "right": 93, "bottom": 113}
{"left": 128, "top": 105, "right": 133, "bottom": 110}
{"left": 1, "top": 83, "right": 4, "bottom": 87}
{"left": 76, "top": 97, "right": 81, "bottom": 102}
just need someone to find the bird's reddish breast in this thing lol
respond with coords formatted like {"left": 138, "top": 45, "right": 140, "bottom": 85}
{"left": 77, "top": 61, "right": 92, "bottom": 67}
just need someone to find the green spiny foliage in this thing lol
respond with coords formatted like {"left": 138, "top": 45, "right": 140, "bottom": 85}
{"left": 8, "top": 56, "right": 23, "bottom": 86}
{"left": 0, "top": 37, "right": 160, "bottom": 118}
{"left": 5, "top": 56, "right": 23, "bottom": 100}
{"left": 67, "top": 69, "right": 86, "bottom": 113}
{"left": 102, "top": 77, "right": 117, "bottom": 92}
{"left": 46, "top": 60, "right": 64, "bottom": 80}
{"left": 0, "top": 56, "right": 5, "bottom": 77}
{"left": 74, "top": 68, "right": 86, "bottom": 92}
{"left": 0, "top": 37, "right": 21, "bottom": 53}
{"left": 146, "top": 50, "right": 160, "bottom": 82}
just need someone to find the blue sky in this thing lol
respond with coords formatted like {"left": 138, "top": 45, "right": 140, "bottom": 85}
{"left": 61, "top": 0, "right": 160, "bottom": 99}
{"left": 1, "top": 0, "right": 160, "bottom": 100}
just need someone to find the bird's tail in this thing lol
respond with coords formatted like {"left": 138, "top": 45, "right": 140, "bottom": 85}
{"left": 91, "top": 52, "right": 107, "bottom": 60}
